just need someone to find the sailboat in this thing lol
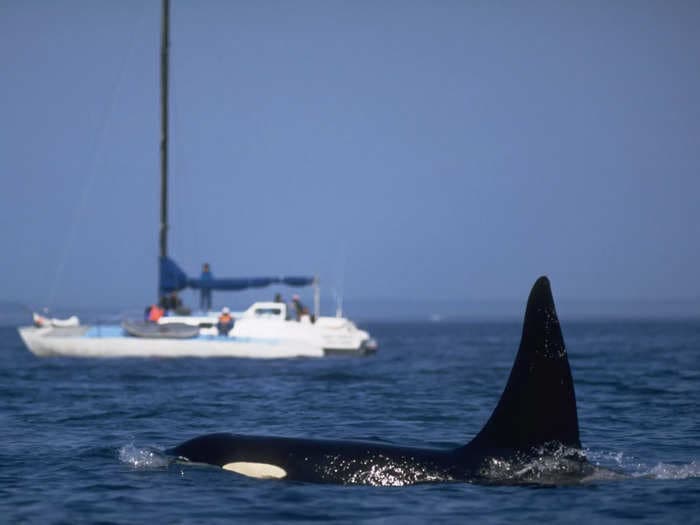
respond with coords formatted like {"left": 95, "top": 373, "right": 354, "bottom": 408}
{"left": 18, "top": 0, "right": 376, "bottom": 358}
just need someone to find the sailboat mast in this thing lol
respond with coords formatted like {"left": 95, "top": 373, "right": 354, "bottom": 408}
{"left": 159, "top": 0, "right": 169, "bottom": 263}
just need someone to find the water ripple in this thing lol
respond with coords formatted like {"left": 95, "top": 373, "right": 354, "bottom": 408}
{"left": 2, "top": 321, "right": 699, "bottom": 523}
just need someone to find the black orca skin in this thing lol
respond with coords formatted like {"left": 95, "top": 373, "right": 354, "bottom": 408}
{"left": 169, "top": 277, "right": 591, "bottom": 485}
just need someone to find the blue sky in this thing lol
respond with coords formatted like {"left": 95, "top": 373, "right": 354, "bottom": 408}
{"left": 1, "top": 1, "right": 699, "bottom": 315}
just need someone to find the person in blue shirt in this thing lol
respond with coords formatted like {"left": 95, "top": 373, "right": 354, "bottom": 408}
{"left": 200, "top": 263, "right": 213, "bottom": 312}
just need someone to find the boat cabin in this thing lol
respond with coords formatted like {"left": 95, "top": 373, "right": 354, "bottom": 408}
{"left": 242, "top": 302, "right": 287, "bottom": 321}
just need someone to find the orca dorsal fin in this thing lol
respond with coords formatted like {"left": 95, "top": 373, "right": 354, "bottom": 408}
{"left": 464, "top": 276, "right": 581, "bottom": 454}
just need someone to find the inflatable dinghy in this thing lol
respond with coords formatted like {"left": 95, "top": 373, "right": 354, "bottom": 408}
{"left": 121, "top": 321, "right": 200, "bottom": 339}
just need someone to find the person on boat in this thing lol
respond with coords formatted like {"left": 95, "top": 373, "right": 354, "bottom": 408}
{"left": 200, "top": 263, "right": 213, "bottom": 312}
{"left": 291, "top": 294, "right": 307, "bottom": 321}
{"left": 146, "top": 304, "right": 165, "bottom": 323}
{"left": 274, "top": 293, "right": 283, "bottom": 303}
{"left": 173, "top": 294, "right": 191, "bottom": 315}
{"left": 159, "top": 291, "right": 191, "bottom": 315}
{"left": 159, "top": 292, "right": 176, "bottom": 312}
{"left": 158, "top": 295, "right": 169, "bottom": 311}
{"left": 217, "top": 307, "right": 234, "bottom": 336}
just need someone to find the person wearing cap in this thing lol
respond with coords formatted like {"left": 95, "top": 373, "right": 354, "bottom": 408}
{"left": 217, "top": 306, "right": 234, "bottom": 336}
{"left": 291, "top": 294, "right": 307, "bottom": 321}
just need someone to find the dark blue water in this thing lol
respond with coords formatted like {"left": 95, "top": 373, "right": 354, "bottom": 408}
{"left": 1, "top": 320, "right": 698, "bottom": 523}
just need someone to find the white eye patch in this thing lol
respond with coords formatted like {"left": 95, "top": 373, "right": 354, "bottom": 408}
{"left": 222, "top": 462, "right": 287, "bottom": 479}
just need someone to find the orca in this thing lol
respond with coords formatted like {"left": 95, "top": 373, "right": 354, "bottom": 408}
{"left": 168, "top": 276, "right": 592, "bottom": 485}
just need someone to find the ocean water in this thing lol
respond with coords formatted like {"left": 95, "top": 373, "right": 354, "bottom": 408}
{"left": 1, "top": 320, "right": 698, "bottom": 524}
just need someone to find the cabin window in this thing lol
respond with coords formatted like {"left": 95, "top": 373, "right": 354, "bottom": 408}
{"left": 254, "top": 308, "right": 282, "bottom": 317}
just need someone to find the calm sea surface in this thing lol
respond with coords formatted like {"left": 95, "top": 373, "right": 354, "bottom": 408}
{"left": 1, "top": 320, "right": 698, "bottom": 524}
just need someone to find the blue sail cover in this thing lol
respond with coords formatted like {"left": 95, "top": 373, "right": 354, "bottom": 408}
{"left": 159, "top": 256, "right": 314, "bottom": 296}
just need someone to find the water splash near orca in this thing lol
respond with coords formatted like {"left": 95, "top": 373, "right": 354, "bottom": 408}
{"left": 585, "top": 450, "right": 700, "bottom": 481}
{"left": 119, "top": 443, "right": 170, "bottom": 469}
{"left": 167, "top": 277, "right": 592, "bottom": 485}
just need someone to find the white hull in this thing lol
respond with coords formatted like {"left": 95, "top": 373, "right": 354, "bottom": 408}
{"left": 18, "top": 326, "right": 325, "bottom": 359}
{"left": 19, "top": 302, "right": 377, "bottom": 359}
{"left": 18, "top": 325, "right": 375, "bottom": 359}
